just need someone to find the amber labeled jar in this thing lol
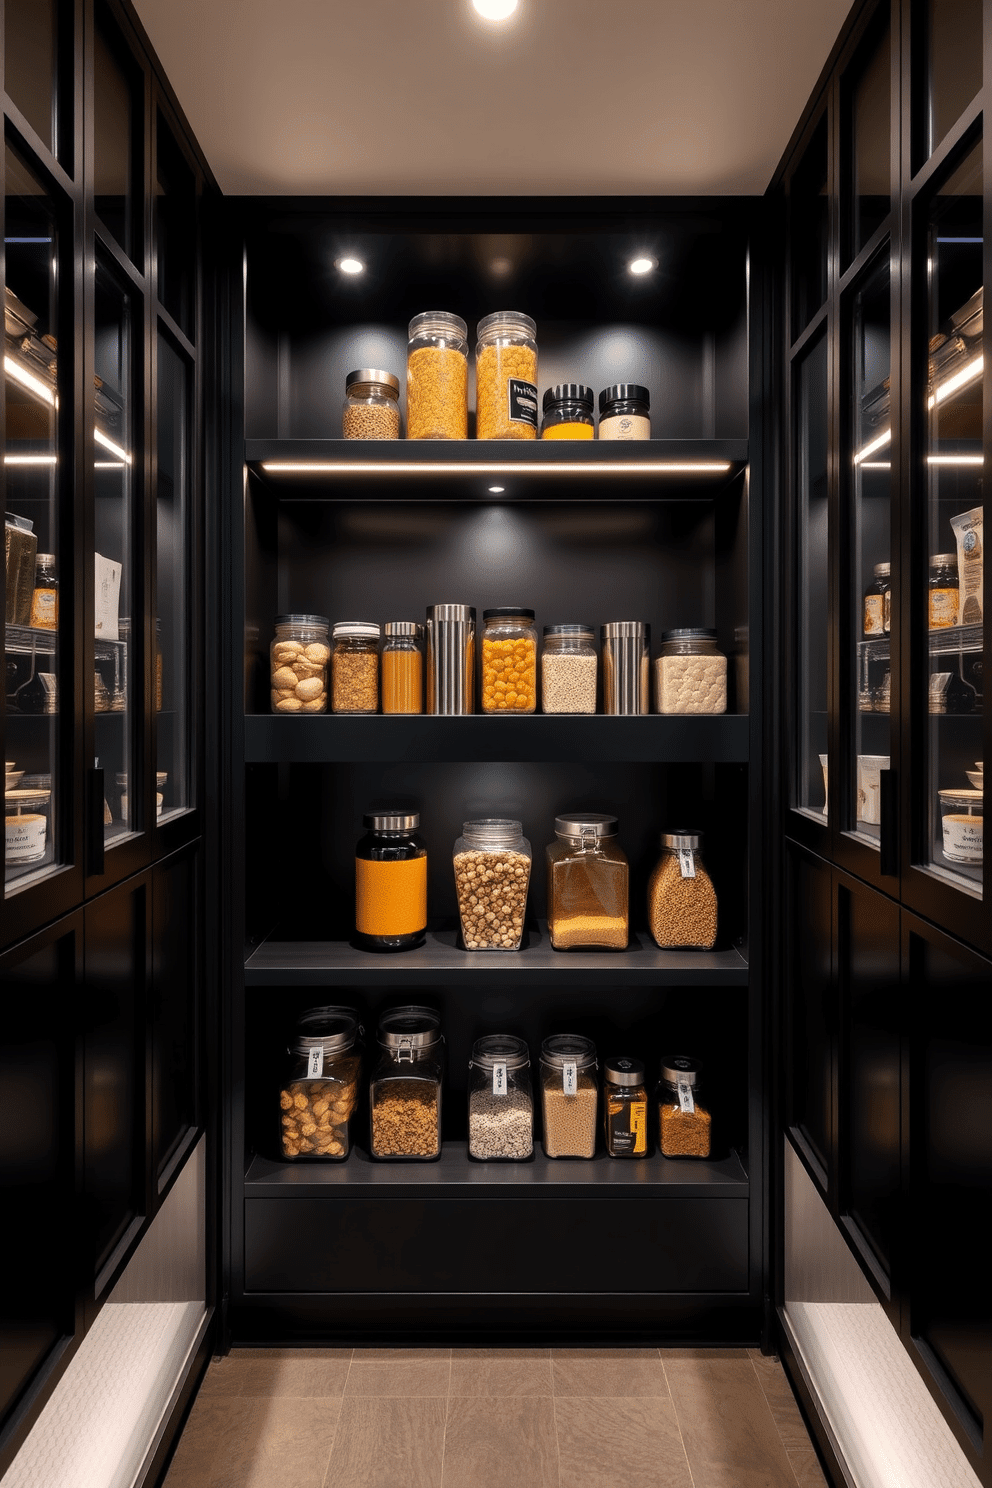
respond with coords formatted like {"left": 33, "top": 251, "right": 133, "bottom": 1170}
{"left": 647, "top": 831, "right": 718, "bottom": 950}
{"left": 407, "top": 312, "right": 468, "bottom": 440}
{"left": 541, "top": 384, "right": 595, "bottom": 440}
{"left": 658, "top": 1056, "right": 711, "bottom": 1158}
{"left": 279, "top": 1006, "right": 362, "bottom": 1161}
{"left": 863, "top": 562, "right": 888, "bottom": 637}
{"left": 929, "top": 553, "right": 959, "bottom": 630}
{"left": 476, "top": 312, "right": 538, "bottom": 439}
{"left": 481, "top": 608, "right": 537, "bottom": 713}
{"left": 546, "top": 812, "right": 629, "bottom": 951}
{"left": 29, "top": 553, "right": 58, "bottom": 630}
{"left": 382, "top": 622, "right": 423, "bottom": 714}
{"left": 355, "top": 810, "right": 427, "bottom": 952}
{"left": 604, "top": 1057, "right": 648, "bottom": 1157}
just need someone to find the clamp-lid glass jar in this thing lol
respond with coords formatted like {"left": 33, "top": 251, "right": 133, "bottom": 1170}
{"left": 541, "top": 384, "right": 595, "bottom": 440}
{"left": 604, "top": 1057, "right": 648, "bottom": 1157}
{"left": 540, "top": 1034, "right": 598, "bottom": 1158}
{"left": 658, "top": 1056, "right": 711, "bottom": 1158}
{"left": 382, "top": 621, "right": 423, "bottom": 714}
{"left": 343, "top": 368, "right": 401, "bottom": 440}
{"left": 929, "top": 553, "right": 959, "bottom": 630}
{"left": 647, "top": 831, "right": 718, "bottom": 949}
{"left": 598, "top": 384, "right": 651, "bottom": 440}
{"left": 355, "top": 810, "right": 427, "bottom": 952}
{"left": 331, "top": 621, "right": 380, "bottom": 714}
{"left": 453, "top": 819, "right": 531, "bottom": 951}
{"left": 481, "top": 607, "right": 537, "bottom": 713}
{"left": 270, "top": 614, "right": 330, "bottom": 715}
{"left": 541, "top": 625, "right": 597, "bottom": 714}
{"left": 546, "top": 812, "right": 629, "bottom": 951}
{"left": 654, "top": 629, "right": 727, "bottom": 715}
{"left": 370, "top": 1005, "right": 444, "bottom": 1160}
{"left": 476, "top": 311, "right": 538, "bottom": 440}
{"left": 279, "top": 1005, "right": 362, "bottom": 1161}
{"left": 468, "top": 1034, "right": 533, "bottom": 1161}
{"left": 407, "top": 312, "right": 468, "bottom": 440}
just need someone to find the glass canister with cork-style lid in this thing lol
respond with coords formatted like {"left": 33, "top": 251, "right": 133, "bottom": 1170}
{"left": 546, "top": 812, "right": 629, "bottom": 951}
{"left": 369, "top": 1005, "right": 444, "bottom": 1160}
{"left": 468, "top": 1034, "right": 533, "bottom": 1161}
{"left": 279, "top": 1005, "right": 362, "bottom": 1161}
{"left": 540, "top": 1034, "right": 598, "bottom": 1159}
{"left": 658, "top": 1055, "right": 711, "bottom": 1158}
{"left": 355, "top": 810, "right": 427, "bottom": 952}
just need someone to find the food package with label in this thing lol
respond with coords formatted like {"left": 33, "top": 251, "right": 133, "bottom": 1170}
{"left": 950, "top": 505, "right": 983, "bottom": 626}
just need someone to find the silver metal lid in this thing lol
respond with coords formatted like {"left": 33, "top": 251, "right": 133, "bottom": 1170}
{"left": 426, "top": 603, "right": 476, "bottom": 622}
{"left": 873, "top": 562, "right": 890, "bottom": 578}
{"left": 602, "top": 621, "right": 649, "bottom": 640}
{"left": 378, "top": 1005, "right": 442, "bottom": 1049}
{"left": 661, "top": 627, "right": 717, "bottom": 642}
{"left": 345, "top": 369, "right": 400, "bottom": 394}
{"left": 333, "top": 620, "right": 380, "bottom": 639}
{"left": 544, "top": 624, "right": 594, "bottom": 637}
{"left": 554, "top": 812, "right": 618, "bottom": 838}
{"left": 470, "top": 1034, "right": 530, "bottom": 1070}
{"left": 364, "top": 810, "right": 420, "bottom": 831}
{"left": 293, "top": 1005, "right": 360, "bottom": 1057}
{"left": 384, "top": 621, "right": 423, "bottom": 639}
{"left": 35, "top": 553, "right": 56, "bottom": 567}
{"left": 930, "top": 553, "right": 958, "bottom": 569}
{"left": 661, "top": 830, "right": 702, "bottom": 850}
{"left": 604, "top": 1056, "right": 645, "bottom": 1087}
{"left": 660, "top": 1055, "right": 701, "bottom": 1088}
{"left": 540, "top": 1033, "right": 596, "bottom": 1069}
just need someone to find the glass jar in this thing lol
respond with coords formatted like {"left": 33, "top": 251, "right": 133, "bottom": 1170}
{"left": 468, "top": 1034, "right": 533, "bottom": 1161}
{"left": 4, "top": 513, "right": 37, "bottom": 625}
{"left": 331, "top": 621, "right": 380, "bottom": 713}
{"left": 453, "top": 819, "right": 531, "bottom": 951}
{"left": 541, "top": 384, "right": 595, "bottom": 440}
{"left": 406, "top": 312, "right": 468, "bottom": 440}
{"left": 882, "top": 568, "right": 893, "bottom": 635}
{"left": 382, "top": 621, "right": 424, "bottom": 714}
{"left": 355, "top": 810, "right": 427, "bottom": 952}
{"left": 647, "top": 831, "right": 718, "bottom": 950}
{"left": 540, "top": 1034, "right": 598, "bottom": 1159}
{"left": 546, "top": 812, "right": 629, "bottom": 951}
{"left": 937, "top": 789, "right": 983, "bottom": 864}
{"left": 541, "top": 625, "right": 597, "bottom": 714}
{"left": 929, "top": 552, "right": 960, "bottom": 630}
{"left": 29, "top": 552, "right": 58, "bottom": 630}
{"left": 5, "top": 789, "right": 50, "bottom": 866}
{"left": 604, "top": 1057, "right": 648, "bottom": 1157}
{"left": 654, "top": 629, "right": 727, "bottom": 715}
{"left": 598, "top": 384, "right": 651, "bottom": 440}
{"left": 369, "top": 1006, "right": 444, "bottom": 1160}
{"left": 476, "top": 311, "right": 538, "bottom": 440}
{"left": 343, "top": 368, "right": 401, "bottom": 440}
{"left": 270, "top": 614, "right": 330, "bottom": 715}
{"left": 279, "top": 1006, "right": 362, "bottom": 1160}
{"left": 658, "top": 1056, "right": 711, "bottom": 1158}
{"left": 481, "top": 607, "right": 538, "bottom": 713}
{"left": 863, "top": 561, "right": 889, "bottom": 636}
{"left": 601, "top": 621, "right": 650, "bottom": 715}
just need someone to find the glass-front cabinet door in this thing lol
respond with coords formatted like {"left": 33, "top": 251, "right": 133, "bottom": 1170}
{"left": 155, "top": 333, "right": 192, "bottom": 821}
{"left": 794, "top": 332, "right": 831, "bottom": 824}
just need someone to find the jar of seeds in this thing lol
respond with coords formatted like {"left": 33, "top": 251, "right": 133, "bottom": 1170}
{"left": 331, "top": 621, "right": 380, "bottom": 713}
{"left": 453, "top": 819, "right": 531, "bottom": 951}
{"left": 467, "top": 1035, "right": 533, "bottom": 1161}
{"left": 370, "top": 1006, "right": 444, "bottom": 1160}
{"left": 407, "top": 312, "right": 469, "bottom": 440}
{"left": 647, "top": 831, "right": 718, "bottom": 949}
{"left": 541, "top": 625, "right": 597, "bottom": 714}
{"left": 657, "top": 1056, "right": 711, "bottom": 1158}
{"left": 279, "top": 1006, "right": 362, "bottom": 1160}
{"left": 540, "top": 1034, "right": 598, "bottom": 1158}
{"left": 343, "top": 368, "right": 401, "bottom": 439}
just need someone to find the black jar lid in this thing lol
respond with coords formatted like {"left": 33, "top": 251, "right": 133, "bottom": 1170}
{"left": 470, "top": 1034, "right": 530, "bottom": 1070}
{"left": 660, "top": 1055, "right": 701, "bottom": 1087}
{"left": 541, "top": 1033, "right": 597, "bottom": 1069}
{"left": 363, "top": 809, "right": 420, "bottom": 831}
{"left": 293, "top": 1005, "right": 361, "bottom": 1056}
{"left": 604, "top": 1056, "right": 645, "bottom": 1087}
{"left": 543, "top": 383, "right": 595, "bottom": 411}
{"left": 378, "top": 1005, "right": 442, "bottom": 1048}
{"left": 483, "top": 607, "right": 535, "bottom": 620}
{"left": 599, "top": 383, "right": 650, "bottom": 412}
{"left": 661, "top": 627, "right": 718, "bottom": 642}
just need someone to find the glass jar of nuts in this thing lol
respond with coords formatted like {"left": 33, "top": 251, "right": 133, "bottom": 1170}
{"left": 453, "top": 818, "right": 532, "bottom": 951}
{"left": 370, "top": 1005, "right": 444, "bottom": 1161}
{"left": 270, "top": 614, "right": 330, "bottom": 714}
{"left": 331, "top": 621, "right": 380, "bottom": 713}
{"left": 540, "top": 1034, "right": 598, "bottom": 1159}
{"left": 279, "top": 1005, "right": 362, "bottom": 1161}
{"left": 481, "top": 607, "right": 538, "bottom": 713}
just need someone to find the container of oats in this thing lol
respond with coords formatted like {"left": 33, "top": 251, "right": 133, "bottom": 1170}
{"left": 279, "top": 1006, "right": 362, "bottom": 1161}
{"left": 370, "top": 1006, "right": 444, "bottom": 1160}
{"left": 654, "top": 629, "right": 727, "bottom": 715}
{"left": 270, "top": 614, "right": 330, "bottom": 714}
{"left": 407, "top": 312, "right": 468, "bottom": 440}
{"left": 476, "top": 312, "right": 538, "bottom": 439}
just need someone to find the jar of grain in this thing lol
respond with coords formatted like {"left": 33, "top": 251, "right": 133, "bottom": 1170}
{"left": 468, "top": 1035, "right": 533, "bottom": 1161}
{"left": 382, "top": 621, "right": 423, "bottom": 713}
{"left": 407, "top": 312, "right": 468, "bottom": 440}
{"left": 279, "top": 1006, "right": 362, "bottom": 1161}
{"left": 481, "top": 607, "right": 537, "bottom": 713}
{"left": 604, "top": 1057, "right": 648, "bottom": 1157}
{"left": 654, "top": 629, "right": 727, "bottom": 715}
{"left": 546, "top": 812, "right": 629, "bottom": 951}
{"left": 647, "top": 831, "right": 718, "bottom": 949}
{"left": 453, "top": 819, "right": 531, "bottom": 951}
{"left": 598, "top": 384, "right": 651, "bottom": 440}
{"left": 343, "top": 368, "right": 401, "bottom": 439}
{"left": 370, "top": 1006, "right": 444, "bottom": 1160}
{"left": 658, "top": 1056, "right": 711, "bottom": 1158}
{"left": 270, "top": 614, "right": 330, "bottom": 715}
{"left": 541, "top": 625, "right": 597, "bottom": 714}
{"left": 355, "top": 809, "right": 427, "bottom": 952}
{"left": 539, "top": 1034, "right": 598, "bottom": 1159}
{"left": 331, "top": 621, "right": 380, "bottom": 713}
{"left": 476, "top": 311, "right": 538, "bottom": 440}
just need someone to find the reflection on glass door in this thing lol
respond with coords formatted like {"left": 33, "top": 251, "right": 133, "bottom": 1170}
{"left": 4, "top": 145, "right": 62, "bottom": 892}
{"left": 156, "top": 336, "right": 190, "bottom": 819}
{"left": 796, "top": 334, "right": 830, "bottom": 818}
{"left": 849, "top": 16, "right": 890, "bottom": 261}
{"left": 4, "top": 0, "right": 58, "bottom": 155}
{"left": 923, "top": 141, "right": 983, "bottom": 890}
{"left": 925, "top": 0, "right": 982, "bottom": 161}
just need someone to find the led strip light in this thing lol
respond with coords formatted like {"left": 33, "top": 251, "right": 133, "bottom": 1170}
{"left": 853, "top": 354, "right": 985, "bottom": 465}
{"left": 5, "top": 355, "right": 56, "bottom": 405}
{"left": 260, "top": 459, "right": 734, "bottom": 477}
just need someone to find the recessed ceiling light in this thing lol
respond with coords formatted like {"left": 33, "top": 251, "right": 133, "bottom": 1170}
{"left": 472, "top": 0, "right": 519, "bottom": 20}
{"left": 335, "top": 256, "right": 365, "bottom": 276}
{"left": 490, "top": 256, "right": 513, "bottom": 277}
{"left": 489, "top": 485, "right": 505, "bottom": 493}
{"left": 628, "top": 256, "right": 657, "bottom": 276}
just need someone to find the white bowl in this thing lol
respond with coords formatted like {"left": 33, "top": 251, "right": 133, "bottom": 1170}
{"left": 966, "top": 770, "right": 984, "bottom": 789}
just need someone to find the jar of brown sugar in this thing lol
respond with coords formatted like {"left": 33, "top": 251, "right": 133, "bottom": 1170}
{"left": 658, "top": 1056, "right": 711, "bottom": 1158}
{"left": 647, "top": 830, "right": 718, "bottom": 950}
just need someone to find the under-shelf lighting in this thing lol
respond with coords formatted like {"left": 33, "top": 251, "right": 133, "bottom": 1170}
{"left": 928, "top": 454, "right": 984, "bottom": 466}
{"left": 95, "top": 459, "right": 126, "bottom": 469}
{"left": 94, "top": 428, "right": 131, "bottom": 464}
{"left": 929, "top": 353, "right": 983, "bottom": 408}
{"left": 860, "top": 461, "right": 891, "bottom": 470}
{"left": 853, "top": 428, "right": 892, "bottom": 465}
{"left": 261, "top": 459, "right": 733, "bottom": 477}
{"left": 5, "top": 453, "right": 57, "bottom": 466}
{"left": 335, "top": 256, "right": 365, "bottom": 276}
{"left": 628, "top": 256, "right": 657, "bottom": 275}
{"left": 5, "top": 355, "right": 56, "bottom": 406}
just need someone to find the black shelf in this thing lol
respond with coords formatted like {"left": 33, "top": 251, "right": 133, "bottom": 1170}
{"left": 244, "top": 1145, "right": 749, "bottom": 1200}
{"left": 244, "top": 712, "right": 750, "bottom": 764}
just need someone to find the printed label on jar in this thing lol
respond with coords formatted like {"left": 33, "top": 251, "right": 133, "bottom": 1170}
{"left": 864, "top": 594, "right": 885, "bottom": 636}
{"left": 677, "top": 1079, "right": 695, "bottom": 1114}
{"left": 29, "top": 589, "right": 58, "bottom": 629}
{"left": 492, "top": 1061, "right": 507, "bottom": 1096}
{"left": 929, "top": 588, "right": 959, "bottom": 629}
{"left": 562, "top": 1061, "right": 578, "bottom": 1096}
{"left": 307, "top": 1046, "right": 325, "bottom": 1078}
{"left": 599, "top": 414, "right": 650, "bottom": 441}
{"left": 941, "top": 812, "right": 983, "bottom": 863}
{"left": 507, "top": 378, "right": 538, "bottom": 428}
{"left": 5, "top": 811, "right": 47, "bottom": 863}
{"left": 678, "top": 848, "right": 696, "bottom": 879}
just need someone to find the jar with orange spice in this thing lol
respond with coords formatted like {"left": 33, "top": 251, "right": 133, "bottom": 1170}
{"left": 382, "top": 622, "right": 423, "bottom": 713}
{"left": 355, "top": 810, "right": 427, "bottom": 953}
{"left": 481, "top": 607, "right": 537, "bottom": 713}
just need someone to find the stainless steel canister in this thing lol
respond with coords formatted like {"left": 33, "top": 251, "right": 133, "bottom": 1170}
{"left": 426, "top": 604, "right": 476, "bottom": 714}
{"left": 601, "top": 621, "right": 650, "bottom": 715}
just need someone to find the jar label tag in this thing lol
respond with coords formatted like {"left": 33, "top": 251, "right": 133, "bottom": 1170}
{"left": 678, "top": 1079, "right": 695, "bottom": 1114}
{"left": 492, "top": 1061, "right": 507, "bottom": 1096}
{"left": 563, "top": 1061, "right": 578, "bottom": 1095}
{"left": 307, "top": 1046, "right": 324, "bottom": 1079}
{"left": 678, "top": 848, "right": 696, "bottom": 879}
{"left": 507, "top": 378, "right": 538, "bottom": 428}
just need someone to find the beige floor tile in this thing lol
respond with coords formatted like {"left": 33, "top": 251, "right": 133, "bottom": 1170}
{"left": 208, "top": 1396, "right": 339, "bottom": 1488}
{"left": 324, "top": 1396, "right": 446, "bottom": 1488}
{"left": 551, "top": 1346, "right": 661, "bottom": 1359}
{"left": 665, "top": 1356, "right": 799, "bottom": 1488}
{"left": 195, "top": 1357, "right": 249, "bottom": 1399}
{"left": 354, "top": 1346, "right": 451, "bottom": 1361}
{"left": 553, "top": 1396, "right": 693, "bottom": 1488}
{"left": 553, "top": 1351, "right": 670, "bottom": 1398}
{"left": 752, "top": 1358, "right": 813, "bottom": 1450}
{"left": 789, "top": 1447, "right": 830, "bottom": 1486}
{"left": 451, "top": 1347, "right": 551, "bottom": 1359}
{"left": 346, "top": 1359, "right": 451, "bottom": 1396}
{"left": 234, "top": 1354, "right": 351, "bottom": 1398}
{"left": 442, "top": 1396, "right": 559, "bottom": 1488}
{"left": 163, "top": 1397, "right": 257, "bottom": 1485}
{"left": 449, "top": 1357, "right": 553, "bottom": 1396}
{"left": 662, "top": 1346, "right": 752, "bottom": 1361}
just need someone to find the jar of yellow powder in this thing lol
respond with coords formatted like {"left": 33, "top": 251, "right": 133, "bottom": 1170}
{"left": 355, "top": 809, "right": 428, "bottom": 953}
{"left": 481, "top": 607, "right": 538, "bottom": 713}
{"left": 541, "top": 384, "right": 595, "bottom": 439}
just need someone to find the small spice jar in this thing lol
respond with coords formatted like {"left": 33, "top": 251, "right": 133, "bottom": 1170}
{"left": 929, "top": 553, "right": 959, "bottom": 630}
{"left": 369, "top": 1005, "right": 444, "bottom": 1161}
{"left": 601, "top": 621, "right": 650, "bottom": 715}
{"left": 863, "top": 562, "right": 889, "bottom": 637}
{"left": 407, "top": 312, "right": 468, "bottom": 440}
{"left": 270, "top": 614, "right": 330, "bottom": 715}
{"left": 476, "top": 311, "right": 538, "bottom": 440}
{"left": 938, "top": 789, "right": 983, "bottom": 864}
{"left": 481, "top": 607, "right": 538, "bottom": 713}
{"left": 541, "top": 624, "right": 597, "bottom": 714}
{"left": 546, "top": 812, "right": 629, "bottom": 951}
{"left": 4, "top": 789, "right": 50, "bottom": 866}
{"left": 654, "top": 629, "right": 727, "bottom": 715}
{"left": 540, "top": 1034, "right": 598, "bottom": 1159}
{"left": 29, "top": 553, "right": 58, "bottom": 630}
{"left": 331, "top": 621, "right": 380, "bottom": 713}
{"left": 647, "top": 831, "right": 718, "bottom": 950}
{"left": 343, "top": 368, "right": 401, "bottom": 440}
{"left": 658, "top": 1056, "right": 711, "bottom": 1158}
{"left": 355, "top": 809, "right": 427, "bottom": 952}
{"left": 541, "top": 384, "right": 595, "bottom": 440}
{"left": 598, "top": 384, "right": 651, "bottom": 440}
{"left": 468, "top": 1035, "right": 533, "bottom": 1161}
{"left": 279, "top": 1006, "right": 362, "bottom": 1161}
{"left": 453, "top": 819, "right": 531, "bottom": 951}
{"left": 604, "top": 1057, "right": 648, "bottom": 1157}
{"left": 382, "top": 621, "right": 423, "bottom": 714}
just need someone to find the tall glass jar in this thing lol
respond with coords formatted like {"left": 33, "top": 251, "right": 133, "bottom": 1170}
{"left": 601, "top": 621, "right": 650, "bottom": 715}
{"left": 406, "top": 312, "right": 468, "bottom": 440}
{"left": 654, "top": 629, "right": 727, "bottom": 715}
{"left": 657, "top": 1056, "right": 711, "bottom": 1158}
{"left": 355, "top": 810, "right": 427, "bottom": 952}
{"left": 468, "top": 1034, "right": 533, "bottom": 1161}
{"left": 481, "top": 607, "right": 538, "bottom": 713}
{"left": 331, "top": 621, "right": 380, "bottom": 713}
{"left": 541, "top": 624, "right": 597, "bottom": 714}
{"left": 343, "top": 368, "right": 401, "bottom": 439}
{"left": 370, "top": 1006, "right": 444, "bottom": 1160}
{"left": 603, "top": 1057, "right": 648, "bottom": 1157}
{"left": 647, "top": 831, "right": 718, "bottom": 949}
{"left": 476, "top": 311, "right": 538, "bottom": 440}
{"left": 279, "top": 1006, "right": 362, "bottom": 1161}
{"left": 382, "top": 621, "right": 423, "bottom": 714}
{"left": 546, "top": 812, "right": 629, "bottom": 951}
{"left": 453, "top": 819, "right": 531, "bottom": 951}
{"left": 270, "top": 614, "right": 330, "bottom": 715}
{"left": 540, "top": 1034, "right": 598, "bottom": 1159}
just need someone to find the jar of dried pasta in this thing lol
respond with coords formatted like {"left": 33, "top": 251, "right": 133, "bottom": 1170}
{"left": 481, "top": 607, "right": 537, "bottom": 713}
{"left": 407, "top": 312, "right": 468, "bottom": 440}
{"left": 476, "top": 311, "right": 538, "bottom": 439}
{"left": 647, "top": 830, "right": 718, "bottom": 950}
{"left": 279, "top": 1006, "right": 362, "bottom": 1160}
{"left": 331, "top": 621, "right": 380, "bottom": 713}
{"left": 657, "top": 1056, "right": 711, "bottom": 1158}
{"left": 546, "top": 812, "right": 629, "bottom": 951}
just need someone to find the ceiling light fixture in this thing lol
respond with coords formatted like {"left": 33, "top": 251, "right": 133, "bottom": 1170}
{"left": 335, "top": 256, "right": 365, "bottom": 276}
{"left": 488, "top": 485, "right": 505, "bottom": 493}
{"left": 628, "top": 256, "right": 657, "bottom": 276}
{"left": 472, "top": 0, "right": 519, "bottom": 20}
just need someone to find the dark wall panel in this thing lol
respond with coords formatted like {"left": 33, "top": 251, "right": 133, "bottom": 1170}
{"left": 785, "top": 843, "right": 833, "bottom": 1183}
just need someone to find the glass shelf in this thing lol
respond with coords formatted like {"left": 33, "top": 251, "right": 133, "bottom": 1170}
{"left": 6, "top": 622, "right": 127, "bottom": 662}
{"left": 858, "top": 622, "right": 983, "bottom": 665}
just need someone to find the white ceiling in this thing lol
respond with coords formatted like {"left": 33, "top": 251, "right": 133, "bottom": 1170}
{"left": 132, "top": 0, "right": 851, "bottom": 196}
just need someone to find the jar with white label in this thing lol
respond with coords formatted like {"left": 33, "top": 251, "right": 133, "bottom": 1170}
{"left": 279, "top": 1006, "right": 363, "bottom": 1161}
{"left": 467, "top": 1035, "right": 533, "bottom": 1161}
{"left": 598, "top": 384, "right": 651, "bottom": 440}
{"left": 539, "top": 1034, "right": 598, "bottom": 1158}
{"left": 5, "top": 789, "right": 50, "bottom": 865}
{"left": 370, "top": 1006, "right": 444, "bottom": 1160}
{"left": 938, "top": 789, "right": 983, "bottom": 864}
{"left": 647, "top": 831, "right": 718, "bottom": 949}
{"left": 658, "top": 1056, "right": 711, "bottom": 1158}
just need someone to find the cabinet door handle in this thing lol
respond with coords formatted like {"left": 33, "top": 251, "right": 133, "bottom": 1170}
{"left": 87, "top": 768, "right": 105, "bottom": 877}
{"left": 879, "top": 768, "right": 898, "bottom": 877}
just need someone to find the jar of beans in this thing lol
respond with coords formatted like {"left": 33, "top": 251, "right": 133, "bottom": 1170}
{"left": 407, "top": 311, "right": 468, "bottom": 440}
{"left": 270, "top": 614, "right": 330, "bottom": 714}
{"left": 540, "top": 1034, "right": 598, "bottom": 1159}
{"left": 647, "top": 830, "right": 718, "bottom": 949}
{"left": 541, "top": 624, "right": 597, "bottom": 713}
{"left": 481, "top": 607, "right": 538, "bottom": 713}
{"left": 468, "top": 1035, "right": 533, "bottom": 1161}
{"left": 453, "top": 819, "right": 532, "bottom": 951}
{"left": 279, "top": 1006, "right": 362, "bottom": 1160}
{"left": 476, "top": 311, "right": 538, "bottom": 439}
{"left": 343, "top": 368, "right": 401, "bottom": 439}
{"left": 370, "top": 1006, "right": 444, "bottom": 1161}
{"left": 331, "top": 621, "right": 380, "bottom": 713}
{"left": 657, "top": 1056, "right": 711, "bottom": 1158}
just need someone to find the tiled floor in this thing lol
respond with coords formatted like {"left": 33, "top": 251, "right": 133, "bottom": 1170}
{"left": 164, "top": 1346, "right": 830, "bottom": 1488}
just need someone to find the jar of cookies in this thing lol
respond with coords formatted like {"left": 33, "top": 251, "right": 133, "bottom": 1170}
{"left": 270, "top": 615, "right": 330, "bottom": 714}
{"left": 279, "top": 1006, "right": 362, "bottom": 1161}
